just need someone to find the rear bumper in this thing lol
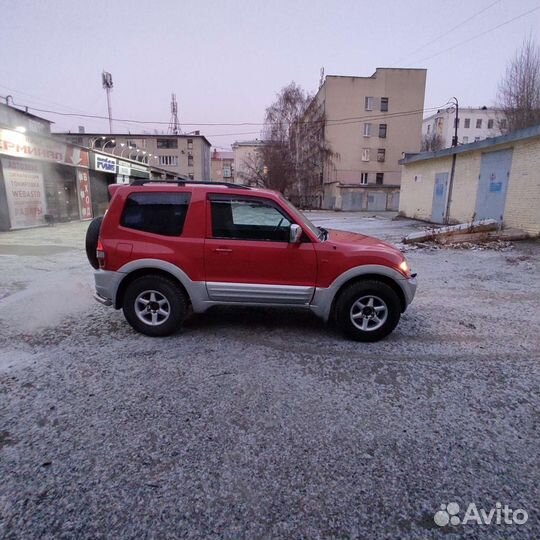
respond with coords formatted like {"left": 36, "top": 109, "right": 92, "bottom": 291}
{"left": 94, "top": 292, "right": 113, "bottom": 306}
{"left": 94, "top": 270, "right": 124, "bottom": 308}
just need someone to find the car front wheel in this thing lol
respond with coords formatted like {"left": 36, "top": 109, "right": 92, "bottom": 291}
{"left": 122, "top": 276, "right": 187, "bottom": 337}
{"left": 336, "top": 280, "right": 401, "bottom": 342}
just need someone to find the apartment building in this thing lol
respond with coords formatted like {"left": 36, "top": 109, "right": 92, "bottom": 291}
{"left": 57, "top": 132, "right": 211, "bottom": 180}
{"left": 232, "top": 139, "right": 265, "bottom": 185}
{"left": 306, "top": 68, "right": 427, "bottom": 211}
{"left": 422, "top": 107, "right": 506, "bottom": 149}
{"left": 210, "top": 149, "right": 234, "bottom": 182}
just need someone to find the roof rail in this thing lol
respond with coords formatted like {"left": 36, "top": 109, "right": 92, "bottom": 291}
{"left": 129, "top": 179, "right": 251, "bottom": 190}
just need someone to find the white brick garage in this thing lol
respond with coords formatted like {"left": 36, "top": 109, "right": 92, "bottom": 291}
{"left": 398, "top": 125, "right": 540, "bottom": 235}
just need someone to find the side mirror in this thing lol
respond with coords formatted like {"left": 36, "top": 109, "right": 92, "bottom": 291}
{"left": 289, "top": 223, "right": 302, "bottom": 243}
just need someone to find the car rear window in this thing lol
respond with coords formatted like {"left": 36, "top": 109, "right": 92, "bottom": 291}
{"left": 120, "top": 192, "right": 191, "bottom": 236}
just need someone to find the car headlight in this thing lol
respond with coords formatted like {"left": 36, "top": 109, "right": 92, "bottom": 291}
{"left": 399, "top": 260, "right": 410, "bottom": 276}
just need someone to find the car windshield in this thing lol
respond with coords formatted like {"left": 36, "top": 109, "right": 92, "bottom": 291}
{"left": 279, "top": 195, "right": 325, "bottom": 240}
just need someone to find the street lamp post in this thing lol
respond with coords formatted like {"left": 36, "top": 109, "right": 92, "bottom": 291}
{"left": 103, "top": 139, "right": 116, "bottom": 152}
{"left": 113, "top": 143, "right": 125, "bottom": 157}
{"left": 90, "top": 136, "right": 106, "bottom": 149}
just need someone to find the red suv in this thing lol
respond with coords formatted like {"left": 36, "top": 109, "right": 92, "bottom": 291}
{"left": 86, "top": 181, "right": 416, "bottom": 341}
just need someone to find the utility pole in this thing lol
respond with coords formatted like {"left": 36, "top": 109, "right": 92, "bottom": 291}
{"left": 451, "top": 96, "right": 459, "bottom": 147}
{"left": 102, "top": 71, "right": 114, "bottom": 134}
{"left": 168, "top": 93, "right": 181, "bottom": 135}
{"left": 446, "top": 97, "right": 459, "bottom": 223}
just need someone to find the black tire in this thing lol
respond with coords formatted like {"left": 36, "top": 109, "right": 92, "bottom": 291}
{"left": 336, "top": 280, "right": 401, "bottom": 342}
{"left": 85, "top": 216, "right": 103, "bottom": 269}
{"left": 122, "top": 276, "right": 187, "bottom": 337}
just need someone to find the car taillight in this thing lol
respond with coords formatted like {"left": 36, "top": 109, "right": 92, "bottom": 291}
{"left": 96, "top": 240, "right": 106, "bottom": 268}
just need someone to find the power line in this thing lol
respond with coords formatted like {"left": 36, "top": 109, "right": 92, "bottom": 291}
{"left": 415, "top": 4, "right": 540, "bottom": 65}
{"left": 392, "top": 0, "right": 503, "bottom": 65}
{"left": 5, "top": 98, "right": 444, "bottom": 129}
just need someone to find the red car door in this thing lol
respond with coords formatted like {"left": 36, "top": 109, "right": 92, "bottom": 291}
{"left": 204, "top": 194, "right": 317, "bottom": 304}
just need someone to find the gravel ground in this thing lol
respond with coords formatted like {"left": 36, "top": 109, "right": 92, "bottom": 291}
{"left": 0, "top": 213, "right": 539, "bottom": 539}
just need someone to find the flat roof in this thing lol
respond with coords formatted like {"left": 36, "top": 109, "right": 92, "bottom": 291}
{"left": 0, "top": 102, "right": 54, "bottom": 124}
{"left": 55, "top": 131, "right": 212, "bottom": 147}
{"left": 400, "top": 124, "right": 540, "bottom": 165}
{"left": 423, "top": 107, "right": 503, "bottom": 122}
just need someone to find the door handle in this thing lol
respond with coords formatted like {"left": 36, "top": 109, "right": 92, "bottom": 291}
{"left": 213, "top": 247, "right": 232, "bottom": 253}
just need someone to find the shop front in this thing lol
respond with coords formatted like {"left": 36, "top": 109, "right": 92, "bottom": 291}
{"left": 89, "top": 153, "right": 117, "bottom": 217}
{"left": 0, "top": 128, "right": 91, "bottom": 230}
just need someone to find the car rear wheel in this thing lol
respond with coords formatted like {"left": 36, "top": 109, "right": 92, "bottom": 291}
{"left": 85, "top": 216, "right": 103, "bottom": 269}
{"left": 336, "top": 280, "right": 401, "bottom": 342}
{"left": 122, "top": 276, "right": 187, "bottom": 337}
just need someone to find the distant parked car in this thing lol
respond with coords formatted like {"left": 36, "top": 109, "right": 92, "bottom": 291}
{"left": 86, "top": 181, "right": 416, "bottom": 341}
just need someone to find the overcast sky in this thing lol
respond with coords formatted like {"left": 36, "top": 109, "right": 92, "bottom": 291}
{"left": 1, "top": 0, "right": 539, "bottom": 149}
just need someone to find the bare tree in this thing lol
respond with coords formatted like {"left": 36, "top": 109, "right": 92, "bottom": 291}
{"left": 421, "top": 132, "right": 444, "bottom": 152}
{"left": 497, "top": 37, "right": 540, "bottom": 132}
{"left": 243, "top": 82, "right": 334, "bottom": 207}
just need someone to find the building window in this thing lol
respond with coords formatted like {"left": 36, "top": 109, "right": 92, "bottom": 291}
{"left": 362, "top": 148, "right": 370, "bottom": 162}
{"left": 378, "top": 124, "right": 387, "bottom": 138}
{"left": 376, "top": 173, "right": 384, "bottom": 185}
{"left": 188, "top": 154, "right": 194, "bottom": 167}
{"left": 454, "top": 118, "right": 460, "bottom": 128}
{"left": 363, "top": 123, "right": 372, "bottom": 137}
{"left": 187, "top": 138, "right": 193, "bottom": 150}
{"left": 159, "top": 155, "right": 178, "bottom": 166}
{"left": 427, "top": 124, "right": 431, "bottom": 134}
{"left": 157, "top": 138, "right": 178, "bottom": 149}
{"left": 360, "top": 173, "right": 368, "bottom": 185}
{"left": 500, "top": 118, "right": 507, "bottom": 130}
{"left": 487, "top": 119, "right": 494, "bottom": 129}
{"left": 380, "top": 97, "right": 389, "bottom": 112}
{"left": 127, "top": 139, "right": 145, "bottom": 149}
{"left": 127, "top": 139, "right": 146, "bottom": 149}
{"left": 476, "top": 119, "right": 482, "bottom": 129}
{"left": 223, "top": 164, "right": 232, "bottom": 178}
{"left": 464, "top": 118, "right": 470, "bottom": 128}
{"left": 365, "top": 97, "right": 374, "bottom": 111}
{"left": 474, "top": 136, "right": 481, "bottom": 142}
{"left": 462, "top": 136, "right": 469, "bottom": 144}
{"left": 377, "top": 148, "right": 386, "bottom": 162}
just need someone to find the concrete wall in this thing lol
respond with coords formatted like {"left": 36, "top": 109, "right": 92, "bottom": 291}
{"left": 232, "top": 143, "right": 264, "bottom": 185}
{"left": 399, "top": 157, "right": 452, "bottom": 221}
{"left": 505, "top": 139, "right": 540, "bottom": 234}
{"left": 399, "top": 137, "right": 540, "bottom": 235}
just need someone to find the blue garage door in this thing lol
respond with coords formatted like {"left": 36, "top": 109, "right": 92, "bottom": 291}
{"left": 431, "top": 172, "right": 449, "bottom": 223}
{"left": 475, "top": 149, "right": 513, "bottom": 222}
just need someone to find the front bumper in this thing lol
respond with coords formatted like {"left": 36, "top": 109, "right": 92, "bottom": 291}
{"left": 400, "top": 275, "right": 418, "bottom": 308}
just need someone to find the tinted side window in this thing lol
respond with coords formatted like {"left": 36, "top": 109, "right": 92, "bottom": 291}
{"left": 121, "top": 192, "right": 191, "bottom": 236}
{"left": 210, "top": 196, "right": 291, "bottom": 242}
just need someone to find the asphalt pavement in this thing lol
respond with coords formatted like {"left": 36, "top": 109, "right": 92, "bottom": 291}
{"left": 0, "top": 214, "right": 539, "bottom": 539}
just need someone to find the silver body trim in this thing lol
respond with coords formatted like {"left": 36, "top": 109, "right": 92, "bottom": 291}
{"left": 206, "top": 282, "right": 313, "bottom": 304}
{"left": 94, "top": 260, "right": 417, "bottom": 322}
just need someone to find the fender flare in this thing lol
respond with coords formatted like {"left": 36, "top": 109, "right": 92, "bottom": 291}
{"left": 310, "top": 264, "right": 411, "bottom": 321}
{"left": 115, "top": 259, "right": 207, "bottom": 311}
